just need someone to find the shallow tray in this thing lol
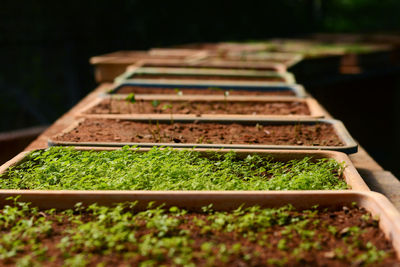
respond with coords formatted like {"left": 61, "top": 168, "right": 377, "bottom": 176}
{"left": 0, "top": 189, "right": 397, "bottom": 258}
{"left": 114, "top": 66, "right": 296, "bottom": 84}
{"left": 133, "top": 58, "right": 287, "bottom": 73}
{"left": 0, "top": 147, "right": 369, "bottom": 191}
{"left": 107, "top": 80, "right": 307, "bottom": 98}
{"left": 77, "top": 95, "right": 326, "bottom": 119}
{"left": 89, "top": 50, "right": 207, "bottom": 83}
{"left": 209, "top": 51, "right": 304, "bottom": 67}
{"left": 148, "top": 48, "right": 209, "bottom": 58}
{"left": 48, "top": 118, "right": 357, "bottom": 154}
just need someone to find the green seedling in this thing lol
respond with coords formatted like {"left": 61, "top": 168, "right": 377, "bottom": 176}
{"left": 162, "top": 104, "right": 174, "bottom": 124}
{"left": 294, "top": 122, "right": 302, "bottom": 143}
{"left": 151, "top": 100, "right": 160, "bottom": 108}
{"left": 255, "top": 123, "right": 263, "bottom": 131}
{"left": 125, "top": 93, "right": 136, "bottom": 114}
{"left": 148, "top": 120, "right": 162, "bottom": 142}
{"left": 125, "top": 93, "right": 136, "bottom": 104}
{"left": 174, "top": 88, "right": 183, "bottom": 96}
{"left": 124, "top": 93, "right": 144, "bottom": 113}
{"left": 0, "top": 198, "right": 390, "bottom": 266}
{"left": 197, "top": 135, "right": 205, "bottom": 144}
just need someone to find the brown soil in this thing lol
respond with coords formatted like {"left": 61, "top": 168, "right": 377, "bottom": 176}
{"left": 54, "top": 119, "right": 343, "bottom": 146}
{"left": 1, "top": 206, "right": 398, "bottom": 266}
{"left": 113, "top": 86, "right": 296, "bottom": 96}
{"left": 86, "top": 99, "right": 311, "bottom": 116}
{"left": 130, "top": 73, "right": 285, "bottom": 82}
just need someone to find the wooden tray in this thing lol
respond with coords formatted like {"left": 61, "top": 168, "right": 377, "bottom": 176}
{"left": 48, "top": 118, "right": 358, "bottom": 154}
{"left": 0, "top": 191, "right": 396, "bottom": 257}
{"left": 0, "top": 147, "right": 369, "bottom": 191}
{"left": 205, "top": 52, "right": 304, "bottom": 67}
{"left": 76, "top": 95, "right": 326, "bottom": 120}
{"left": 132, "top": 58, "right": 287, "bottom": 73}
{"left": 114, "top": 66, "right": 296, "bottom": 84}
{"left": 107, "top": 80, "right": 307, "bottom": 97}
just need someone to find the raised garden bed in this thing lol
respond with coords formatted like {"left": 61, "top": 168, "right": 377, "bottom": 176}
{"left": 0, "top": 192, "right": 397, "bottom": 266}
{"left": 79, "top": 95, "right": 325, "bottom": 119}
{"left": 114, "top": 66, "right": 295, "bottom": 84}
{"left": 0, "top": 147, "right": 368, "bottom": 191}
{"left": 48, "top": 118, "right": 357, "bottom": 153}
{"left": 107, "top": 80, "right": 307, "bottom": 97}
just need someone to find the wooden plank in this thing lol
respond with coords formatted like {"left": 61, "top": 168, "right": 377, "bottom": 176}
{"left": 360, "top": 170, "right": 400, "bottom": 209}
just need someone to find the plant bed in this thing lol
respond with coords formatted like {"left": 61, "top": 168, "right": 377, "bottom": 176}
{"left": 79, "top": 95, "right": 325, "bottom": 119}
{"left": 0, "top": 192, "right": 397, "bottom": 266}
{"left": 48, "top": 118, "right": 357, "bottom": 153}
{"left": 111, "top": 85, "right": 297, "bottom": 96}
{"left": 115, "top": 67, "right": 295, "bottom": 84}
{"left": 107, "top": 80, "right": 307, "bottom": 97}
{"left": 0, "top": 147, "right": 368, "bottom": 191}
{"left": 135, "top": 59, "right": 287, "bottom": 72}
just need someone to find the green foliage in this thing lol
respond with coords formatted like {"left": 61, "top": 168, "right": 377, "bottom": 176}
{"left": 0, "top": 199, "right": 391, "bottom": 266}
{"left": 151, "top": 100, "right": 160, "bottom": 108}
{"left": 1, "top": 147, "right": 348, "bottom": 191}
{"left": 161, "top": 104, "right": 172, "bottom": 111}
{"left": 125, "top": 93, "right": 136, "bottom": 104}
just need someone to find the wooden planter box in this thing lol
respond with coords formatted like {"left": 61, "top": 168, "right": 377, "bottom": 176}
{"left": 0, "top": 147, "right": 369, "bottom": 191}
{"left": 48, "top": 118, "right": 357, "bottom": 154}
{"left": 114, "top": 66, "right": 296, "bottom": 84}
{"left": 107, "top": 80, "right": 307, "bottom": 97}
{"left": 89, "top": 50, "right": 207, "bottom": 83}
{"left": 0, "top": 190, "right": 396, "bottom": 258}
{"left": 77, "top": 95, "right": 326, "bottom": 119}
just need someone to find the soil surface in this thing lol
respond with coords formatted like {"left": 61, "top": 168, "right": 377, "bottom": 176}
{"left": 130, "top": 73, "right": 285, "bottom": 82}
{"left": 86, "top": 99, "right": 311, "bottom": 116}
{"left": 113, "top": 86, "right": 296, "bottom": 96}
{"left": 1, "top": 206, "right": 398, "bottom": 266}
{"left": 54, "top": 119, "right": 343, "bottom": 146}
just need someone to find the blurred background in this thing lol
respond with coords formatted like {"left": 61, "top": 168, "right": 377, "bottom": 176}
{"left": 1, "top": 0, "right": 400, "bottom": 176}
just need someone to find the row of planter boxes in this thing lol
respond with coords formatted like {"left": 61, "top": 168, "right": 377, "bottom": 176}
{"left": 1, "top": 147, "right": 399, "bottom": 264}
{"left": 1, "top": 44, "right": 400, "bottom": 265}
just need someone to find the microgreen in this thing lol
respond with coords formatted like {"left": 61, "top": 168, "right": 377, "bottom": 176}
{"left": 151, "top": 100, "right": 160, "bottom": 108}
{"left": 162, "top": 104, "right": 174, "bottom": 124}
{"left": 125, "top": 93, "right": 136, "bottom": 104}
{"left": 0, "top": 147, "right": 348, "bottom": 191}
{"left": 124, "top": 93, "right": 137, "bottom": 114}
{"left": 0, "top": 199, "right": 392, "bottom": 266}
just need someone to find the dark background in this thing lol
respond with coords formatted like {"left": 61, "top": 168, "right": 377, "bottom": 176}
{"left": 1, "top": 0, "right": 400, "bottom": 176}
